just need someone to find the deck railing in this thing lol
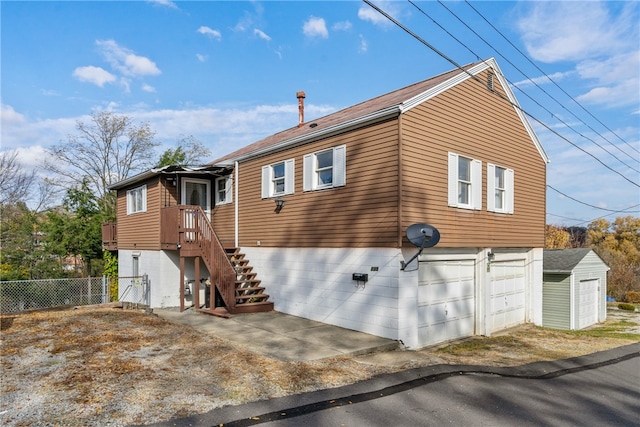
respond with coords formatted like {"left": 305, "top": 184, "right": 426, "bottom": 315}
{"left": 161, "top": 205, "right": 237, "bottom": 311}
{"left": 101, "top": 222, "right": 117, "bottom": 250}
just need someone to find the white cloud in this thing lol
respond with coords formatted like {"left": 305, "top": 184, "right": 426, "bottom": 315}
{"left": 332, "top": 21, "right": 352, "bottom": 32}
{"left": 303, "top": 16, "right": 328, "bottom": 39}
{"left": 358, "top": 1, "right": 399, "bottom": 27}
{"left": 254, "top": 29, "right": 271, "bottom": 42}
{"left": 1, "top": 104, "right": 27, "bottom": 126}
{"left": 72, "top": 65, "right": 117, "bottom": 87}
{"left": 302, "top": 16, "right": 329, "bottom": 39}
{"left": 511, "top": 71, "right": 574, "bottom": 89}
{"left": 141, "top": 84, "right": 156, "bottom": 93}
{"left": 147, "top": 0, "right": 178, "bottom": 9}
{"left": 575, "top": 51, "right": 640, "bottom": 108}
{"left": 197, "top": 26, "right": 222, "bottom": 40}
{"left": 359, "top": 34, "right": 368, "bottom": 53}
{"left": 96, "top": 39, "right": 161, "bottom": 77}
{"left": 517, "top": 2, "right": 637, "bottom": 63}
{"left": 196, "top": 53, "right": 208, "bottom": 62}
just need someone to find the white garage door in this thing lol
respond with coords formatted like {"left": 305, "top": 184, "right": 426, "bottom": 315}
{"left": 490, "top": 260, "right": 526, "bottom": 333}
{"left": 577, "top": 279, "right": 599, "bottom": 329}
{"left": 418, "top": 260, "right": 475, "bottom": 347}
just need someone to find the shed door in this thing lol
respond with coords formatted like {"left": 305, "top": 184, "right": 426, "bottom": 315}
{"left": 490, "top": 260, "right": 526, "bottom": 332}
{"left": 418, "top": 260, "right": 476, "bottom": 347}
{"left": 577, "top": 279, "right": 599, "bottom": 329}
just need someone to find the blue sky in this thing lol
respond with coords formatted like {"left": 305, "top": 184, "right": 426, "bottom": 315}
{"left": 2, "top": 0, "right": 639, "bottom": 227}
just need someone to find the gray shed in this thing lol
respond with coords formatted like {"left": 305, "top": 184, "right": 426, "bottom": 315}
{"left": 543, "top": 249, "right": 609, "bottom": 330}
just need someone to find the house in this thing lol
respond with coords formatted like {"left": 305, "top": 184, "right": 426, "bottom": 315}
{"left": 542, "top": 248, "right": 609, "bottom": 330}
{"left": 105, "top": 58, "right": 549, "bottom": 349}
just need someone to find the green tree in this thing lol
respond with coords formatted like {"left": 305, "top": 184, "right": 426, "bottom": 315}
{"left": 587, "top": 216, "right": 640, "bottom": 301}
{"left": 156, "top": 135, "right": 211, "bottom": 167}
{"left": 45, "top": 181, "right": 105, "bottom": 277}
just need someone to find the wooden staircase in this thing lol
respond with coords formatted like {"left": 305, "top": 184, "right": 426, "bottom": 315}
{"left": 162, "top": 205, "right": 273, "bottom": 315}
{"left": 225, "top": 248, "right": 274, "bottom": 313}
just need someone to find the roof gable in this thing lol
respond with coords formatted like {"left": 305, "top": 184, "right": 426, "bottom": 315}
{"left": 212, "top": 58, "right": 548, "bottom": 165}
{"left": 543, "top": 248, "right": 608, "bottom": 273}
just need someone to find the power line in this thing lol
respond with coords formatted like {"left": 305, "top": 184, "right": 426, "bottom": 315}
{"left": 362, "top": 0, "right": 640, "bottom": 188}
{"left": 464, "top": 0, "right": 640, "bottom": 157}
{"left": 547, "top": 185, "right": 640, "bottom": 212}
{"left": 411, "top": 0, "right": 639, "bottom": 173}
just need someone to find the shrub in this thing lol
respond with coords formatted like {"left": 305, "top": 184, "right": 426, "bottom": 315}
{"left": 618, "top": 303, "right": 636, "bottom": 311}
{"left": 626, "top": 291, "right": 640, "bottom": 303}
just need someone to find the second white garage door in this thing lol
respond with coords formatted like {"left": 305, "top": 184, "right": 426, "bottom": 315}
{"left": 490, "top": 259, "right": 526, "bottom": 333}
{"left": 577, "top": 278, "right": 599, "bottom": 329}
{"left": 418, "top": 260, "right": 476, "bottom": 347}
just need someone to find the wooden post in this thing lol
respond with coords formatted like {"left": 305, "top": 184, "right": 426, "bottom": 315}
{"left": 179, "top": 256, "right": 185, "bottom": 312}
{"left": 194, "top": 256, "right": 200, "bottom": 309}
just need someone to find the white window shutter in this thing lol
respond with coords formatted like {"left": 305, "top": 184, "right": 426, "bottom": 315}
{"left": 447, "top": 152, "right": 458, "bottom": 207}
{"left": 487, "top": 163, "right": 496, "bottom": 212}
{"left": 506, "top": 168, "right": 514, "bottom": 214}
{"left": 472, "top": 159, "right": 482, "bottom": 210}
{"left": 261, "top": 165, "right": 270, "bottom": 198}
{"left": 303, "top": 154, "right": 313, "bottom": 191}
{"left": 333, "top": 145, "right": 346, "bottom": 187}
{"left": 284, "top": 159, "right": 295, "bottom": 195}
{"left": 225, "top": 176, "right": 233, "bottom": 203}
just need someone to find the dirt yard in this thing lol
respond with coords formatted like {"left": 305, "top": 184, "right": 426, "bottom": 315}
{"left": 1, "top": 305, "right": 638, "bottom": 426}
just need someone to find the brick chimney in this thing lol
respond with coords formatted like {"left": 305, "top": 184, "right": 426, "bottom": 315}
{"left": 297, "top": 91, "right": 306, "bottom": 127}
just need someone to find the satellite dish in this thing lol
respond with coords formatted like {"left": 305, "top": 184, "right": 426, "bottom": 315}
{"left": 401, "top": 223, "right": 441, "bottom": 270}
{"left": 406, "top": 223, "right": 440, "bottom": 249}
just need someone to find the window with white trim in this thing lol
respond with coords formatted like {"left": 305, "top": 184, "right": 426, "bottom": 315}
{"left": 448, "top": 152, "right": 481, "bottom": 210}
{"left": 126, "top": 185, "right": 147, "bottom": 214}
{"left": 303, "top": 145, "right": 346, "bottom": 191}
{"left": 261, "top": 159, "right": 294, "bottom": 198}
{"left": 215, "top": 175, "right": 233, "bottom": 205}
{"left": 487, "top": 164, "right": 514, "bottom": 214}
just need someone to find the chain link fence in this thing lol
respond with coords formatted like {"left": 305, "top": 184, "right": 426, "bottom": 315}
{"left": 0, "top": 275, "right": 147, "bottom": 314}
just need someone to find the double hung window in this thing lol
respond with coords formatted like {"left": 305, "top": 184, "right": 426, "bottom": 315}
{"left": 487, "top": 163, "right": 514, "bottom": 214}
{"left": 303, "top": 145, "right": 346, "bottom": 191}
{"left": 448, "top": 152, "right": 482, "bottom": 210}
{"left": 261, "top": 159, "right": 294, "bottom": 198}
{"left": 215, "top": 176, "right": 233, "bottom": 205}
{"left": 126, "top": 185, "right": 147, "bottom": 214}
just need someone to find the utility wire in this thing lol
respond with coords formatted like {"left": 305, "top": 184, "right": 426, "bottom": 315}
{"left": 464, "top": 0, "right": 640, "bottom": 156}
{"left": 413, "top": 0, "right": 639, "bottom": 173}
{"left": 547, "top": 185, "right": 640, "bottom": 212}
{"left": 363, "top": 0, "right": 640, "bottom": 188}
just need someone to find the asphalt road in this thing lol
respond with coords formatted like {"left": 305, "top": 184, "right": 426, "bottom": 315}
{"left": 149, "top": 343, "right": 640, "bottom": 427}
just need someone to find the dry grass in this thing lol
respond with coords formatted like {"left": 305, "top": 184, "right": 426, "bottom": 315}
{"left": 1, "top": 306, "right": 638, "bottom": 426}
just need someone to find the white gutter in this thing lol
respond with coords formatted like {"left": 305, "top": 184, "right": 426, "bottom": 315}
{"left": 234, "top": 161, "right": 239, "bottom": 248}
{"left": 218, "top": 105, "right": 401, "bottom": 165}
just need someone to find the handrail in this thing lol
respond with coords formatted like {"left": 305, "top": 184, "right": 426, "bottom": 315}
{"left": 163, "top": 205, "right": 237, "bottom": 311}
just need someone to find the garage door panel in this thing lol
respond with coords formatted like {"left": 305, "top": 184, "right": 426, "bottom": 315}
{"left": 490, "top": 260, "right": 526, "bottom": 333}
{"left": 418, "top": 260, "right": 476, "bottom": 347}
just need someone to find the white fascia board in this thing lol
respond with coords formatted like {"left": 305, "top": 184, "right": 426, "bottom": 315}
{"left": 226, "top": 105, "right": 401, "bottom": 164}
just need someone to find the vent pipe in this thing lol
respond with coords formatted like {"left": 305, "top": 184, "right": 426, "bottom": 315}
{"left": 297, "top": 91, "right": 306, "bottom": 127}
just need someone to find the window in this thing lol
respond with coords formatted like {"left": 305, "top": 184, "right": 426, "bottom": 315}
{"left": 126, "top": 185, "right": 147, "bottom": 214}
{"left": 303, "top": 145, "right": 346, "bottom": 191}
{"left": 487, "top": 163, "right": 514, "bottom": 214}
{"left": 448, "top": 152, "right": 481, "bottom": 210}
{"left": 261, "top": 159, "right": 294, "bottom": 198}
{"left": 215, "top": 176, "right": 233, "bottom": 205}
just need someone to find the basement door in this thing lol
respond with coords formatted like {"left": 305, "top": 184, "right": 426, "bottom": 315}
{"left": 577, "top": 279, "right": 599, "bottom": 329}
{"left": 418, "top": 260, "right": 476, "bottom": 347}
{"left": 490, "top": 260, "right": 526, "bottom": 333}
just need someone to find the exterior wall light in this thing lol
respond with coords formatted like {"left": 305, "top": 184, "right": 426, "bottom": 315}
{"left": 274, "top": 198, "right": 285, "bottom": 213}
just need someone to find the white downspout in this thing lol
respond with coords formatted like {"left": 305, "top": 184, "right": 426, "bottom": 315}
{"left": 234, "top": 161, "right": 239, "bottom": 248}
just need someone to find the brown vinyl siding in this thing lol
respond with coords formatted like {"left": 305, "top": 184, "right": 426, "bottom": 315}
{"left": 212, "top": 203, "right": 235, "bottom": 247}
{"left": 116, "top": 177, "right": 163, "bottom": 250}
{"left": 401, "top": 69, "right": 546, "bottom": 248}
{"left": 228, "top": 119, "right": 400, "bottom": 248}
